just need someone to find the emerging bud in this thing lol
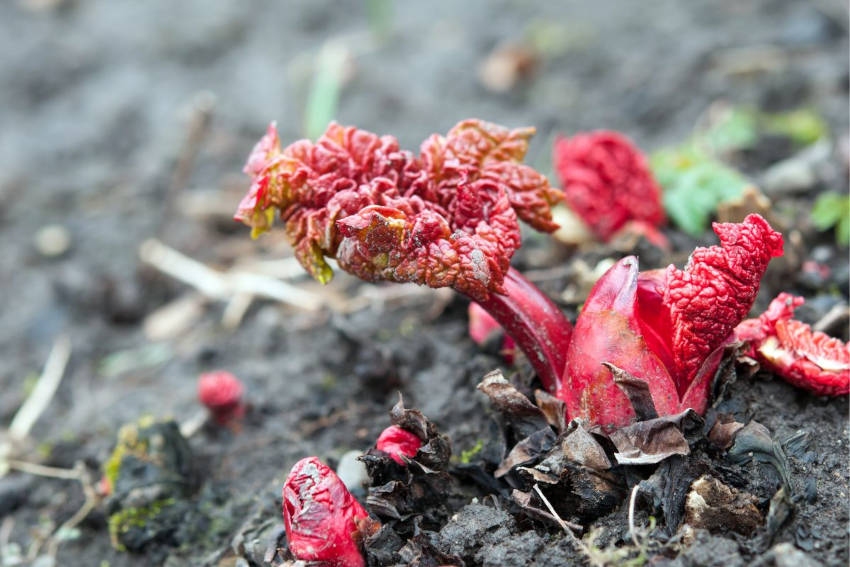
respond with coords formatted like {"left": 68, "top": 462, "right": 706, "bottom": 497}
{"left": 375, "top": 425, "right": 423, "bottom": 465}
{"left": 560, "top": 215, "right": 783, "bottom": 429}
{"left": 282, "top": 457, "right": 370, "bottom": 567}
{"left": 197, "top": 371, "right": 245, "bottom": 425}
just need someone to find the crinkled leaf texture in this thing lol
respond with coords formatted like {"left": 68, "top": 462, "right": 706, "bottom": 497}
{"left": 736, "top": 293, "right": 849, "bottom": 396}
{"left": 235, "top": 120, "right": 562, "bottom": 301}
{"left": 553, "top": 130, "right": 665, "bottom": 242}
{"left": 283, "top": 457, "right": 369, "bottom": 567}
{"left": 561, "top": 214, "right": 783, "bottom": 429}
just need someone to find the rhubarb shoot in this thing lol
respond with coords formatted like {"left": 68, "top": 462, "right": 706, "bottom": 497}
{"left": 235, "top": 119, "right": 572, "bottom": 391}
{"left": 561, "top": 214, "right": 783, "bottom": 429}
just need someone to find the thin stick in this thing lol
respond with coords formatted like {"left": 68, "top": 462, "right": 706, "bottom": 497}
{"left": 628, "top": 485, "right": 641, "bottom": 548}
{"left": 139, "top": 238, "right": 323, "bottom": 311}
{"left": 9, "top": 336, "right": 71, "bottom": 440}
{"left": 139, "top": 238, "right": 230, "bottom": 298}
{"left": 159, "top": 91, "right": 216, "bottom": 236}
{"left": 813, "top": 304, "right": 849, "bottom": 334}
{"left": 0, "top": 517, "right": 13, "bottom": 550}
{"left": 46, "top": 466, "right": 97, "bottom": 558}
{"left": 532, "top": 484, "right": 582, "bottom": 533}
{"left": 4, "top": 460, "right": 80, "bottom": 480}
{"left": 221, "top": 292, "right": 254, "bottom": 329}
{"left": 179, "top": 410, "right": 209, "bottom": 439}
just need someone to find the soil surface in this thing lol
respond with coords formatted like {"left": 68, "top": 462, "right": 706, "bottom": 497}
{"left": 0, "top": 1, "right": 847, "bottom": 566}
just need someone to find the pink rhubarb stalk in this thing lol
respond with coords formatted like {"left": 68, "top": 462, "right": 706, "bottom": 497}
{"left": 735, "top": 293, "right": 849, "bottom": 395}
{"left": 475, "top": 268, "right": 570, "bottom": 390}
{"left": 560, "top": 214, "right": 783, "bottom": 429}
{"left": 234, "top": 119, "right": 572, "bottom": 391}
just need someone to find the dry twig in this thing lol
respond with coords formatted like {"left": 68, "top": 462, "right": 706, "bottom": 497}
{"left": 1, "top": 336, "right": 71, "bottom": 478}
{"left": 139, "top": 238, "right": 324, "bottom": 316}
{"left": 532, "top": 483, "right": 583, "bottom": 534}
{"left": 628, "top": 485, "right": 641, "bottom": 548}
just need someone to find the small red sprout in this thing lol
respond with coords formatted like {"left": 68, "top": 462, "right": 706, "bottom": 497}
{"left": 468, "top": 302, "right": 516, "bottom": 364}
{"left": 375, "top": 425, "right": 423, "bottom": 465}
{"left": 553, "top": 130, "right": 666, "bottom": 244}
{"left": 736, "top": 293, "right": 850, "bottom": 396}
{"left": 197, "top": 371, "right": 245, "bottom": 425}
{"left": 560, "top": 214, "right": 783, "bottom": 429}
{"left": 235, "top": 120, "right": 572, "bottom": 392}
{"left": 282, "top": 457, "right": 370, "bottom": 567}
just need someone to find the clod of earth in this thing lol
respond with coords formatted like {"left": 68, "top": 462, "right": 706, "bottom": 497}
{"left": 102, "top": 418, "right": 195, "bottom": 552}
{"left": 684, "top": 475, "right": 763, "bottom": 536}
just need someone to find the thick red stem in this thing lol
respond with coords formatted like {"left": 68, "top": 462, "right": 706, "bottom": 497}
{"left": 474, "top": 267, "right": 573, "bottom": 393}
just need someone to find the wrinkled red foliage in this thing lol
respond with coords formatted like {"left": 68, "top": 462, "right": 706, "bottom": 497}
{"left": 468, "top": 302, "right": 516, "bottom": 364}
{"left": 375, "top": 425, "right": 423, "bottom": 465}
{"left": 197, "top": 371, "right": 245, "bottom": 425}
{"left": 553, "top": 130, "right": 665, "bottom": 242}
{"left": 736, "top": 293, "right": 850, "bottom": 396}
{"left": 236, "top": 120, "right": 573, "bottom": 391}
{"left": 560, "top": 215, "right": 783, "bottom": 429}
{"left": 282, "top": 457, "right": 369, "bottom": 567}
{"left": 235, "top": 119, "right": 561, "bottom": 301}
{"left": 661, "top": 214, "right": 784, "bottom": 393}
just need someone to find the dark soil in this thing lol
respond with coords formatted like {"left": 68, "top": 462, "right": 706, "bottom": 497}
{"left": 0, "top": 1, "right": 847, "bottom": 566}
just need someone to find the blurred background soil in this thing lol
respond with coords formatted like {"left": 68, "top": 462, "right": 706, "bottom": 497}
{"left": 0, "top": 1, "right": 847, "bottom": 566}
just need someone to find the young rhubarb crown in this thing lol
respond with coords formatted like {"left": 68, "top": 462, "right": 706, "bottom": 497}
{"left": 553, "top": 130, "right": 666, "bottom": 244}
{"left": 282, "top": 457, "right": 370, "bottom": 567}
{"left": 560, "top": 214, "right": 783, "bottom": 429}
{"left": 235, "top": 120, "right": 572, "bottom": 391}
{"left": 736, "top": 293, "right": 850, "bottom": 396}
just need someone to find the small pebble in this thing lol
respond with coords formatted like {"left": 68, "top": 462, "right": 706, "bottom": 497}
{"left": 34, "top": 224, "right": 71, "bottom": 257}
{"left": 336, "top": 449, "right": 368, "bottom": 493}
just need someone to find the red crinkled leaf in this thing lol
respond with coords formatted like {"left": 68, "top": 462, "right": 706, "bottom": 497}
{"left": 553, "top": 130, "right": 665, "bottom": 241}
{"left": 336, "top": 178, "right": 520, "bottom": 301}
{"left": 561, "top": 215, "right": 784, "bottom": 429}
{"left": 736, "top": 293, "right": 849, "bottom": 396}
{"left": 422, "top": 119, "right": 564, "bottom": 232}
{"left": 282, "top": 457, "right": 369, "bottom": 567}
{"left": 235, "top": 120, "right": 554, "bottom": 300}
{"left": 375, "top": 425, "right": 423, "bottom": 465}
{"left": 235, "top": 122, "right": 423, "bottom": 282}
{"left": 663, "top": 214, "right": 783, "bottom": 393}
